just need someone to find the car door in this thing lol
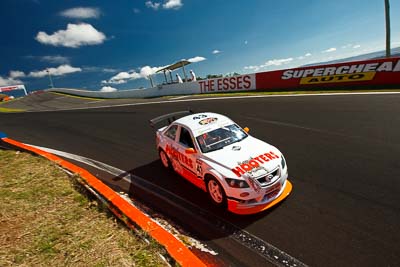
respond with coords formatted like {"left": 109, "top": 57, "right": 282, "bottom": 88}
{"left": 175, "top": 126, "right": 205, "bottom": 190}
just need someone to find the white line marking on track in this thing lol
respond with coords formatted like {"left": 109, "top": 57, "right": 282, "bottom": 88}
{"left": 169, "top": 95, "right": 190, "bottom": 100}
{"left": 26, "top": 91, "right": 400, "bottom": 112}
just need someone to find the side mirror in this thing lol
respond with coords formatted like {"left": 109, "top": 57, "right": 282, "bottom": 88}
{"left": 243, "top": 127, "right": 250, "bottom": 133}
{"left": 185, "top": 148, "right": 196, "bottom": 154}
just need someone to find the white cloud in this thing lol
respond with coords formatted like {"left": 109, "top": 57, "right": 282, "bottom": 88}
{"left": 140, "top": 66, "right": 161, "bottom": 77}
{"left": 133, "top": 8, "right": 141, "bottom": 13}
{"left": 188, "top": 56, "right": 206, "bottom": 63}
{"left": 297, "top": 53, "right": 312, "bottom": 60}
{"left": 102, "top": 68, "right": 118, "bottom": 73}
{"left": 60, "top": 7, "right": 101, "bottom": 19}
{"left": 29, "top": 65, "right": 82, "bottom": 78}
{"left": 100, "top": 86, "right": 117, "bottom": 92}
{"left": 146, "top": 0, "right": 182, "bottom": 10}
{"left": 146, "top": 1, "right": 161, "bottom": 10}
{"left": 103, "top": 55, "right": 203, "bottom": 85}
{"left": 35, "top": 23, "right": 106, "bottom": 48}
{"left": 264, "top": 58, "right": 293, "bottom": 67}
{"left": 0, "top": 76, "right": 23, "bottom": 86}
{"left": 322, "top": 47, "right": 337, "bottom": 53}
{"left": 212, "top": 50, "right": 221, "bottom": 54}
{"left": 104, "top": 65, "right": 164, "bottom": 84}
{"left": 9, "top": 70, "right": 26, "bottom": 78}
{"left": 353, "top": 44, "right": 361, "bottom": 49}
{"left": 243, "top": 65, "right": 261, "bottom": 71}
{"left": 41, "top": 55, "right": 70, "bottom": 64}
{"left": 244, "top": 40, "right": 248, "bottom": 45}
{"left": 106, "top": 71, "right": 139, "bottom": 84}
{"left": 163, "top": 0, "right": 183, "bottom": 9}
{"left": 244, "top": 57, "right": 293, "bottom": 71}
{"left": 83, "top": 66, "right": 118, "bottom": 73}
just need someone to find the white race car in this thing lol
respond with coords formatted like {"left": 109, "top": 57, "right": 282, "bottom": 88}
{"left": 151, "top": 111, "right": 292, "bottom": 215}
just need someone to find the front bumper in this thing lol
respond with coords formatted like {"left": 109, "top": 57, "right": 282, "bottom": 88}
{"left": 227, "top": 180, "right": 292, "bottom": 215}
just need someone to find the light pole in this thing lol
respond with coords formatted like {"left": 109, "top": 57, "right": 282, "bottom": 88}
{"left": 46, "top": 69, "right": 54, "bottom": 88}
{"left": 385, "top": 0, "right": 391, "bottom": 57}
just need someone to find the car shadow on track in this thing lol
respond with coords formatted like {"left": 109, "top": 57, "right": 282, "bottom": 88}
{"left": 116, "top": 159, "right": 286, "bottom": 242}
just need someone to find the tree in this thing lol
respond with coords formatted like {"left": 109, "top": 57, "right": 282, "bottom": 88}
{"left": 206, "top": 74, "right": 223, "bottom": 79}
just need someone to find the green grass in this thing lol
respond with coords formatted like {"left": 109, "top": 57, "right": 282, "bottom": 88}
{"left": 0, "top": 150, "right": 168, "bottom": 267}
{"left": 0, "top": 107, "right": 25, "bottom": 113}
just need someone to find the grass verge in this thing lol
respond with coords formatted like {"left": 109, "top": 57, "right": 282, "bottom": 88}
{"left": 0, "top": 149, "right": 167, "bottom": 267}
{"left": 0, "top": 107, "right": 25, "bottom": 113}
{"left": 176, "top": 88, "right": 400, "bottom": 98}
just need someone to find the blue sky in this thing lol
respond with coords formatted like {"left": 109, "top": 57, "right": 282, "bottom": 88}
{"left": 0, "top": 0, "right": 399, "bottom": 93}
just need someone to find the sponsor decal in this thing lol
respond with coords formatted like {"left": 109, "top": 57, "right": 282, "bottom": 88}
{"left": 281, "top": 60, "right": 400, "bottom": 84}
{"left": 231, "top": 151, "right": 279, "bottom": 178}
{"left": 199, "top": 117, "right": 218, "bottom": 125}
{"left": 198, "top": 75, "right": 252, "bottom": 93}
{"left": 192, "top": 114, "right": 207, "bottom": 120}
{"left": 300, "top": 72, "right": 376, "bottom": 84}
{"left": 196, "top": 159, "right": 203, "bottom": 177}
{"left": 265, "top": 173, "right": 274, "bottom": 183}
{"left": 166, "top": 144, "right": 193, "bottom": 168}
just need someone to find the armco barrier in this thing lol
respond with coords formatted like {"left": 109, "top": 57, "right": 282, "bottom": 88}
{"left": 0, "top": 135, "right": 207, "bottom": 267}
{"left": 49, "top": 57, "right": 400, "bottom": 99}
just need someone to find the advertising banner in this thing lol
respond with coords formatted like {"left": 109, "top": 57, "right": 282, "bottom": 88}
{"left": 198, "top": 74, "right": 256, "bottom": 94}
{"left": 0, "top": 84, "right": 27, "bottom": 95}
{"left": 255, "top": 57, "right": 400, "bottom": 90}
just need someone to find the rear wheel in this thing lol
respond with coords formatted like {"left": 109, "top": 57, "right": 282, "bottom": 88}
{"left": 159, "top": 149, "right": 171, "bottom": 169}
{"left": 206, "top": 177, "right": 227, "bottom": 208}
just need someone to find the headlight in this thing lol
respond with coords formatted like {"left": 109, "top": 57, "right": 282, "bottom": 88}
{"left": 281, "top": 155, "right": 286, "bottom": 169}
{"left": 225, "top": 178, "right": 250, "bottom": 188}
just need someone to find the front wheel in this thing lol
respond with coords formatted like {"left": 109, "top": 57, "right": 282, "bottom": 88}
{"left": 206, "top": 177, "right": 227, "bottom": 208}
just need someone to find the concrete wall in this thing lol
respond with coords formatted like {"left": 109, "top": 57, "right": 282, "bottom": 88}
{"left": 48, "top": 74, "right": 256, "bottom": 99}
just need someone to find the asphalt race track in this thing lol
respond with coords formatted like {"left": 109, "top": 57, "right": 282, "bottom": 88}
{"left": 1, "top": 92, "right": 400, "bottom": 266}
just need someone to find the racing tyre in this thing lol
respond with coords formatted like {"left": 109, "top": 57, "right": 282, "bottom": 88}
{"left": 206, "top": 177, "right": 227, "bottom": 208}
{"left": 159, "top": 149, "right": 172, "bottom": 170}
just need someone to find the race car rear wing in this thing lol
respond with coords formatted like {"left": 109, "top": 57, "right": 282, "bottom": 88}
{"left": 149, "top": 110, "right": 194, "bottom": 129}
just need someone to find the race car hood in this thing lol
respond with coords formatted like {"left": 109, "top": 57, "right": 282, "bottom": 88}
{"left": 201, "top": 136, "right": 281, "bottom": 178}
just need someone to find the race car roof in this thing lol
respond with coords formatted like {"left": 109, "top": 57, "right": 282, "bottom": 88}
{"left": 174, "top": 112, "right": 235, "bottom": 136}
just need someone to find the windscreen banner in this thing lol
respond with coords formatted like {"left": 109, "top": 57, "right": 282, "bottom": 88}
{"left": 255, "top": 57, "right": 400, "bottom": 90}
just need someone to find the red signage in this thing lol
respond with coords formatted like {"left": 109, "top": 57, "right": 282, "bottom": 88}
{"left": 255, "top": 57, "right": 400, "bottom": 90}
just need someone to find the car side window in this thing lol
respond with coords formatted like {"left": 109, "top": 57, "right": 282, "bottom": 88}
{"left": 179, "top": 127, "right": 195, "bottom": 148}
{"left": 164, "top": 125, "right": 178, "bottom": 141}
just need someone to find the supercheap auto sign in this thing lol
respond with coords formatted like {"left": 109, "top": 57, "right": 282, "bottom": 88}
{"left": 0, "top": 85, "right": 25, "bottom": 92}
{"left": 255, "top": 57, "right": 400, "bottom": 90}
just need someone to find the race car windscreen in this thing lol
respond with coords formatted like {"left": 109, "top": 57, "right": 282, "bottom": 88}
{"left": 196, "top": 124, "right": 248, "bottom": 153}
